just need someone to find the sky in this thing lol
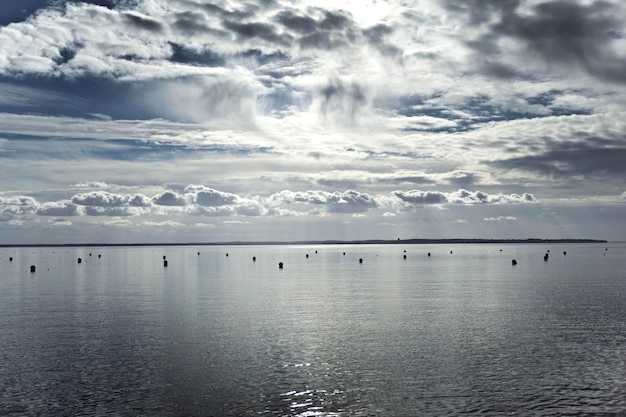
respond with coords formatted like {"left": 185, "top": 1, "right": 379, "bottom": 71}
{"left": 0, "top": 0, "right": 625, "bottom": 244}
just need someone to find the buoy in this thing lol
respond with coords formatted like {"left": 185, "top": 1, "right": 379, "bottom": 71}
{"left": 77, "top": 258, "right": 82, "bottom": 264}
{"left": 98, "top": 254, "right": 101, "bottom": 258}
{"left": 30, "top": 265, "right": 36, "bottom": 272}
{"left": 512, "top": 259, "right": 517, "bottom": 265}
{"left": 563, "top": 251, "right": 566, "bottom": 255}
{"left": 450, "top": 251, "right": 453, "bottom": 254}
{"left": 89, "top": 253, "right": 92, "bottom": 256}
{"left": 306, "top": 254, "right": 309, "bottom": 258}
{"left": 544, "top": 254, "right": 549, "bottom": 261}
{"left": 359, "top": 258, "right": 363, "bottom": 263}
{"left": 315, "top": 250, "right": 318, "bottom": 254}
{"left": 343, "top": 252, "right": 345, "bottom": 256}
{"left": 226, "top": 253, "right": 229, "bottom": 257}
{"left": 197, "top": 252, "right": 200, "bottom": 255}
{"left": 163, "top": 255, "right": 166, "bottom": 260}
{"left": 253, "top": 256, "right": 256, "bottom": 262}
{"left": 9, "top": 257, "right": 12, "bottom": 262}
{"left": 427, "top": 252, "right": 431, "bottom": 257}
{"left": 403, "top": 254, "right": 406, "bottom": 260}
{"left": 279, "top": 262, "right": 283, "bottom": 269}
{"left": 163, "top": 260, "right": 168, "bottom": 267}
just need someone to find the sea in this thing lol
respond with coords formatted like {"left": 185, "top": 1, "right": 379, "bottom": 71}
{"left": 0, "top": 242, "right": 624, "bottom": 416}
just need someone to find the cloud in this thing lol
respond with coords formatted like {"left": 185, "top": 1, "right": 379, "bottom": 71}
{"left": 495, "top": 1, "right": 626, "bottom": 83}
{"left": 313, "top": 76, "right": 369, "bottom": 124}
{"left": 36, "top": 201, "right": 81, "bottom": 216}
{"left": 141, "top": 220, "right": 185, "bottom": 227}
{"left": 71, "top": 191, "right": 132, "bottom": 207}
{"left": 48, "top": 217, "right": 73, "bottom": 226}
{"left": 0, "top": 196, "right": 38, "bottom": 206}
{"left": 2, "top": 185, "right": 540, "bottom": 224}
{"left": 83, "top": 206, "right": 140, "bottom": 216}
{"left": 449, "top": 0, "right": 626, "bottom": 83}
{"left": 444, "top": 170, "right": 480, "bottom": 186}
{"left": 443, "top": 0, "right": 521, "bottom": 25}
{"left": 70, "top": 181, "right": 110, "bottom": 189}
{"left": 121, "top": 11, "right": 164, "bottom": 33}
{"left": 489, "top": 139, "right": 626, "bottom": 179}
{"left": 146, "top": 75, "right": 263, "bottom": 125}
{"left": 186, "top": 185, "right": 240, "bottom": 207}
{"left": 391, "top": 190, "right": 448, "bottom": 205}
{"left": 222, "top": 20, "right": 293, "bottom": 47}
{"left": 484, "top": 216, "right": 517, "bottom": 221}
{"left": 152, "top": 190, "right": 188, "bottom": 206}
{"left": 267, "top": 189, "right": 377, "bottom": 214}
{"left": 392, "top": 189, "right": 537, "bottom": 205}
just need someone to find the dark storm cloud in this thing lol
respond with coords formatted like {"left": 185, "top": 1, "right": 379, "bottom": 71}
{"left": 121, "top": 11, "right": 164, "bottom": 32}
{"left": 362, "top": 24, "right": 402, "bottom": 60}
{"left": 296, "top": 10, "right": 359, "bottom": 50}
{"left": 443, "top": 0, "right": 521, "bottom": 25}
{"left": 179, "top": 1, "right": 255, "bottom": 20}
{"left": 77, "top": 1, "right": 115, "bottom": 9}
{"left": 495, "top": 1, "right": 626, "bottom": 82}
{"left": 453, "top": 0, "right": 626, "bottom": 83}
{"left": 275, "top": 8, "right": 402, "bottom": 55}
{"left": 168, "top": 43, "right": 226, "bottom": 66}
{"left": 222, "top": 20, "right": 293, "bottom": 46}
{"left": 489, "top": 138, "right": 626, "bottom": 178}
{"left": 274, "top": 10, "right": 318, "bottom": 34}
{"left": 317, "top": 77, "right": 367, "bottom": 120}
{"left": 171, "top": 11, "right": 228, "bottom": 37}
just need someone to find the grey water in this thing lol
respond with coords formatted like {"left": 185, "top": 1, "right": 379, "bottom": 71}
{"left": 0, "top": 243, "right": 625, "bottom": 416}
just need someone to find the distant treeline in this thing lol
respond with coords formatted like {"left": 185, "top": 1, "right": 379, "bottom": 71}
{"left": 0, "top": 238, "right": 607, "bottom": 248}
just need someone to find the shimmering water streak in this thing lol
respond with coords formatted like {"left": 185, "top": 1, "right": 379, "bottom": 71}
{"left": 0, "top": 243, "right": 625, "bottom": 416}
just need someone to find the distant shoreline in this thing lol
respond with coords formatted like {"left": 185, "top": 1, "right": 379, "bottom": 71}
{"left": 0, "top": 238, "right": 608, "bottom": 248}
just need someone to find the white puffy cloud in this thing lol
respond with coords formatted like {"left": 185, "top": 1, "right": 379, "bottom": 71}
{"left": 187, "top": 186, "right": 240, "bottom": 207}
{"left": 267, "top": 189, "right": 378, "bottom": 214}
{"left": 0, "top": 196, "right": 39, "bottom": 206}
{"left": 71, "top": 191, "right": 132, "bottom": 207}
{"left": 152, "top": 190, "right": 188, "bottom": 206}
{"left": 392, "top": 189, "right": 538, "bottom": 205}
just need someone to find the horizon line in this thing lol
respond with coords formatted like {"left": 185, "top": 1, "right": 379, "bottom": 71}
{"left": 0, "top": 238, "right": 609, "bottom": 248}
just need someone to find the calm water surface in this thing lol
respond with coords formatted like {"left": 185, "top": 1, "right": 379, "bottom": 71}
{"left": 1, "top": 243, "right": 625, "bottom": 416}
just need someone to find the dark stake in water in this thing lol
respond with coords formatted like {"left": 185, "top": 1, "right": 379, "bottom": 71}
{"left": 0, "top": 243, "right": 625, "bottom": 416}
